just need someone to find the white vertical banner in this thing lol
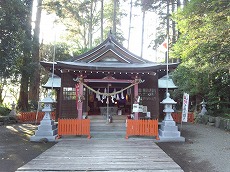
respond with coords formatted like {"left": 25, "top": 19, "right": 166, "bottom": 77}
{"left": 182, "top": 93, "right": 189, "bottom": 122}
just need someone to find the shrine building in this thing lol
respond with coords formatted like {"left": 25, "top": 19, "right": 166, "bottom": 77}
{"left": 41, "top": 34, "right": 178, "bottom": 121}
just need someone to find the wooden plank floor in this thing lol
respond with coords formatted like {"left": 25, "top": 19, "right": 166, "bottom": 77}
{"left": 17, "top": 139, "right": 183, "bottom": 172}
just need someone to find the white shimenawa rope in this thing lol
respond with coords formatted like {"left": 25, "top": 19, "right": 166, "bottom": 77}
{"left": 79, "top": 80, "right": 141, "bottom": 97}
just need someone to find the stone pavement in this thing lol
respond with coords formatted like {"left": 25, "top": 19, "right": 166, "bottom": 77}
{"left": 17, "top": 139, "right": 183, "bottom": 172}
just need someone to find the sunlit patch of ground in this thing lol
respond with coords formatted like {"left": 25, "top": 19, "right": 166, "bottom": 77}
{"left": 0, "top": 123, "right": 55, "bottom": 172}
{"left": 6, "top": 124, "right": 37, "bottom": 138}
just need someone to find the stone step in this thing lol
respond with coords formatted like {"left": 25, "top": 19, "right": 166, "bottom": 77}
{"left": 89, "top": 115, "right": 127, "bottom": 139}
{"left": 91, "top": 126, "right": 126, "bottom": 131}
{"left": 88, "top": 115, "right": 127, "bottom": 120}
{"left": 90, "top": 131, "right": 126, "bottom": 139}
{"left": 91, "top": 124, "right": 126, "bottom": 128}
{"left": 90, "top": 119, "right": 126, "bottom": 123}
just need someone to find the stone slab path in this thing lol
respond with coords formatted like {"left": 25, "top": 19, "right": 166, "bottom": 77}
{"left": 17, "top": 139, "right": 183, "bottom": 172}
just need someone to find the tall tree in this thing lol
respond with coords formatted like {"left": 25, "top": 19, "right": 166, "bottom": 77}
{"left": 0, "top": 0, "right": 33, "bottom": 110}
{"left": 172, "top": 0, "right": 230, "bottom": 114}
{"left": 17, "top": 0, "right": 33, "bottom": 111}
{"left": 100, "top": 0, "right": 104, "bottom": 42}
{"left": 127, "top": 0, "right": 133, "bottom": 49}
{"left": 146, "top": 0, "right": 182, "bottom": 61}
{"left": 112, "top": 0, "right": 117, "bottom": 35}
{"left": 44, "top": 0, "right": 126, "bottom": 48}
{"left": 89, "top": 0, "right": 93, "bottom": 48}
{"left": 29, "top": 0, "right": 43, "bottom": 104}
{"left": 135, "top": 0, "right": 159, "bottom": 57}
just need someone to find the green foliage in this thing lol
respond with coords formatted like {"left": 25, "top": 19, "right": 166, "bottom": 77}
{"left": 0, "top": 105, "right": 11, "bottom": 116}
{"left": 0, "top": 0, "right": 33, "bottom": 111}
{"left": 41, "top": 42, "right": 74, "bottom": 61}
{"left": 172, "top": 0, "right": 230, "bottom": 70}
{"left": 223, "top": 113, "right": 230, "bottom": 119}
{"left": 0, "top": 0, "right": 31, "bottom": 79}
{"left": 171, "top": 0, "right": 230, "bottom": 115}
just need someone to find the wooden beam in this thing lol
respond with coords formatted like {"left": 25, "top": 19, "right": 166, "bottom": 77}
{"left": 84, "top": 78, "right": 133, "bottom": 83}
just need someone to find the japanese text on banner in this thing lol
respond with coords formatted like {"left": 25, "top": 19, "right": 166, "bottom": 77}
{"left": 182, "top": 93, "right": 189, "bottom": 122}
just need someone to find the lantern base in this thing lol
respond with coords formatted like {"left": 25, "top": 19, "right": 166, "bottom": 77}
{"left": 30, "top": 119, "right": 58, "bottom": 142}
{"left": 30, "top": 135, "right": 57, "bottom": 142}
{"left": 158, "top": 120, "right": 185, "bottom": 142}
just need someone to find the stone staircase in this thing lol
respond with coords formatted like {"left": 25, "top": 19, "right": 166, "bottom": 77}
{"left": 88, "top": 115, "right": 127, "bottom": 139}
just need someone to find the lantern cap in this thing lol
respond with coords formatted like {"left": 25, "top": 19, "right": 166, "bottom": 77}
{"left": 161, "top": 93, "right": 177, "bottom": 104}
{"left": 40, "top": 93, "right": 56, "bottom": 103}
{"left": 200, "top": 99, "right": 206, "bottom": 105}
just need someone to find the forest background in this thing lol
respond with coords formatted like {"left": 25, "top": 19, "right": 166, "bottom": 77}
{"left": 0, "top": 0, "right": 229, "bottom": 117}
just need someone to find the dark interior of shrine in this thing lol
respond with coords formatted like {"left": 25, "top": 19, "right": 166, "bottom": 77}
{"left": 86, "top": 83, "right": 132, "bottom": 116}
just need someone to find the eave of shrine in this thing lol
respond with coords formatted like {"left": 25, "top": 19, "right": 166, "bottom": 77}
{"left": 40, "top": 61, "right": 178, "bottom": 73}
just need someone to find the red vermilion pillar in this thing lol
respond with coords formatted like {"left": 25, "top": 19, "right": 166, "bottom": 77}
{"left": 134, "top": 83, "right": 139, "bottom": 120}
{"left": 78, "top": 81, "right": 83, "bottom": 119}
{"left": 76, "top": 76, "right": 83, "bottom": 119}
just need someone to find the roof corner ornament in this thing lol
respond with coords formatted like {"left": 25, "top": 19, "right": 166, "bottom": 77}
{"left": 108, "top": 29, "right": 113, "bottom": 37}
{"left": 108, "top": 29, "right": 115, "bottom": 43}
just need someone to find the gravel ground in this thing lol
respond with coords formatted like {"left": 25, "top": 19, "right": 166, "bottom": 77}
{"left": 157, "top": 123, "right": 230, "bottom": 172}
{"left": 0, "top": 122, "right": 229, "bottom": 172}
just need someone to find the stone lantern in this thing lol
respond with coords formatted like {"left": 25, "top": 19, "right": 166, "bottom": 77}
{"left": 30, "top": 94, "right": 57, "bottom": 142}
{"left": 159, "top": 93, "right": 185, "bottom": 142}
{"left": 200, "top": 99, "right": 207, "bottom": 115}
{"left": 9, "top": 102, "right": 17, "bottom": 117}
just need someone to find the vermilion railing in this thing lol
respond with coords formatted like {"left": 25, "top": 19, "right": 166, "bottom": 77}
{"left": 57, "top": 118, "right": 91, "bottom": 139}
{"left": 126, "top": 119, "right": 159, "bottom": 140}
{"left": 18, "top": 112, "right": 56, "bottom": 123}
{"left": 171, "top": 112, "right": 194, "bottom": 123}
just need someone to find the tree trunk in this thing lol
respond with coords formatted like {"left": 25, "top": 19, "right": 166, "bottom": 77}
{"left": 172, "top": 0, "right": 176, "bottom": 45}
{"left": 0, "top": 86, "right": 3, "bottom": 104}
{"left": 176, "top": 0, "right": 181, "bottom": 63}
{"left": 166, "top": 0, "right": 170, "bottom": 63}
{"left": 17, "top": 0, "right": 33, "bottom": 111}
{"left": 29, "top": 0, "right": 43, "bottom": 103}
{"left": 183, "top": 0, "right": 188, "bottom": 6}
{"left": 89, "top": 0, "right": 93, "bottom": 48}
{"left": 18, "top": 71, "right": 29, "bottom": 111}
{"left": 127, "top": 0, "right": 133, "bottom": 50}
{"left": 140, "top": 9, "right": 145, "bottom": 58}
{"left": 113, "top": 0, "right": 117, "bottom": 36}
{"left": 100, "top": 0, "right": 104, "bottom": 43}
{"left": 172, "top": 0, "right": 176, "bottom": 63}
{"left": 177, "top": 0, "right": 181, "bottom": 7}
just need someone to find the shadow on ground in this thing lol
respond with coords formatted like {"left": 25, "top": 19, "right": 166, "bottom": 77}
{"left": 0, "top": 124, "right": 55, "bottom": 172}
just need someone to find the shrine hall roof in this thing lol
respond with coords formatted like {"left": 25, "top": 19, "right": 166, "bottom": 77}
{"left": 40, "top": 33, "right": 179, "bottom": 72}
{"left": 69, "top": 33, "right": 148, "bottom": 64}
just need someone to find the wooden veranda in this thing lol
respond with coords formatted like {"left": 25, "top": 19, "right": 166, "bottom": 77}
{"left": 17, "top": 139, "right": 183, "bottom": 171}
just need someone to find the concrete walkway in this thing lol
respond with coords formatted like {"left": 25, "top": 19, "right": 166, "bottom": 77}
{"left": 17, "top": 139, "right": 183, "bottom": 172}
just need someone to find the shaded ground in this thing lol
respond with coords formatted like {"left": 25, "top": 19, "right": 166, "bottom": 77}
{"left": 0, "top": 124, "right": 55, "bottom": 172}
{"left": 0, "top": 123, "right": 229, "bottom": 172}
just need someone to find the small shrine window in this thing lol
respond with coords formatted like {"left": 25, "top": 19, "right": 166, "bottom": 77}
{"left": 63, "top": 87, "right": 76, "bottom": 100}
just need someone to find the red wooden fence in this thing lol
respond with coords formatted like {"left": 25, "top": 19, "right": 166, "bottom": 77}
{"left": 58, "top": 118, "right": 91, "bottom": 139}
{"left": 18, "top": 112, "right": 55, "bottom": 123}
{"left": 171, "top": 112, "right": 194, "bottom": 123}
{"left": 126, "top": 119, "right": 159, "bottom": 140}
